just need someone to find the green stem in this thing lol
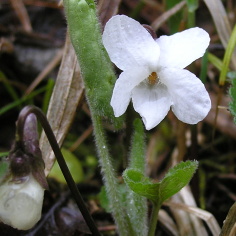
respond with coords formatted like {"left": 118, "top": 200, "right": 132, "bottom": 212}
{"left": 127, "top": 119, "right": 148, "bottom": 236}
{"left": 17, "top": 106, "right": 101, "bottom": 236}
{"left": 187, "top": 10, "right": 195, "bottom": 28}
{"left": 92, "top": 114, "right": 134, "bottom": 236}
{"left": 148, "top": 203, "right": 161, "bottom": 236}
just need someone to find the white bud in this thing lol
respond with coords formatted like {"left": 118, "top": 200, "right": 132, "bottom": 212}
{"left": 0, "top": 174, "right": 45, "bottom": 230}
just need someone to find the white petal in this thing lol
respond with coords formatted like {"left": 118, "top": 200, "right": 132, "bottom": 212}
{"left": 132, "top": 82, "right": 171, "bottom": 130}
{"left": 160, "top": 68, "right": 211, "bottom": 124}
{"left": 0, "top": 175, "right": 44, "bottom": 230}
{"left": 111, "top": 67, "right": 150, "bottom": 117}
{"left": 103, "top": 15, "right": 160, "bottom": 71}
{"left": 156, "top": 27, "right": 210, "bottom": 69}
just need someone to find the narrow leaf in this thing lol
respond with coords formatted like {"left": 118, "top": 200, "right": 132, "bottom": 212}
{"left": 219, "top": 24, "right": 236, "bottom": 85}
{"left": 208, "top": 52, "right": 223, "bottom": 71}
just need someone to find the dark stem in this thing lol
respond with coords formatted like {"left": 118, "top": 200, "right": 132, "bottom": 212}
{"left": 16, "top": 105, "right": 101, "bottom": 236}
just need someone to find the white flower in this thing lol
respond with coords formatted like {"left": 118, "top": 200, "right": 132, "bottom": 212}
{"left": 0, "top": 174, "right": 44, "bottom": 230}
{"left": 102, "top": 15, "right": 211, "bottom": 130}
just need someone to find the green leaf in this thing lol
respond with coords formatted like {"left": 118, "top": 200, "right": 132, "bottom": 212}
{"left": 229, "top": 78, "right": 236, "bottom": 123}
{"left": 159, "top": 160, "right": 198, "bottom": 203}
{"left": 49, "top": 148, "right": 84, "bottom": 184}
{"left": 98, "top": 186, "right": 111, "bottom": 213}
{"left": 123, "top": 169, "right": 159, "bottom": 204}
{"left": 123, "top": 161, "right": 198, "bottom": 205}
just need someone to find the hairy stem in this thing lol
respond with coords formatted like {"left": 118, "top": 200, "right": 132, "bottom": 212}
{"left": 92, "top": 114, "right": 134, "bottom": 235}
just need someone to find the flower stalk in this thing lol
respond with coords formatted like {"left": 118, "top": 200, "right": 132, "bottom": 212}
{"left": 16, "top": 105, "right": 101, "bottom": 236}
{"left": 92, "top": 114, "right": 134, "bottom": 235}
{"left": 148, "top": 203, "right": 161, "bottom": 236}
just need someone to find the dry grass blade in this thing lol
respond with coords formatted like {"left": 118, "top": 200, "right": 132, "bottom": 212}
{"left": 180, "top": 187, "right": 208, "bottom": 236}
{"left": 170, "top": 192, "right": 208, "bottom": 236}
{"left": 165, "top": 187, "right": 221, "bottom": 236}
{"left": 205, "top": 92, "right": 236, "bottom": 139}
{"left": 40, "top": 33, "right": 84, "bottom": 176}
{"left": 10, "top": 0, "right": 32, "bottom": 32}
{"left": 158, "top": 209, "right": 178, "bottom": 236}
{"left": 166, "top": 201, "right": 221, "bottom": 236}
{"left": 203, "top": 0, "right": 236, "bottom": 69}
{"left": 151, "top": 1, "right": 186, "bottom": 31}
{"left": 69, "top": 125, "right": 93, "bottom": 152}
{"left": 25, "top": 48, "right": 63, "bottom": 96}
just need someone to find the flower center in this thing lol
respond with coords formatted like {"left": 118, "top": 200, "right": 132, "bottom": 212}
{"left": 148, "top": 72, "right": 159, "bottom": 85}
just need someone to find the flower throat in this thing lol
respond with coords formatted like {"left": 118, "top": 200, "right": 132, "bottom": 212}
{"left": 148, "top": 72, "right": 159, "bottom": 85}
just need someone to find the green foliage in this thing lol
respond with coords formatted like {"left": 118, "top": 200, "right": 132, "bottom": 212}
{"left": 229, "top": 78, "right": 236, "bottom": 123}
{"left": 219, "top": 24, "right": 236, "bottom": 85}
{"left": 42, "top": 79, "right": 55, "bottom": 113}
{"left": 98, "top": 186, "right": 110, "bottom": 212}
{"left": 166, "top": 0, "right": 184, "bottom": 34}
{"left": 99, "top": 185, "right": 128, "bottom": 213}
{"left": 0, "top": 71, "right": 19, "bottom": 102}
{"left": 129, "top": 119, "right": 146, "bottom": 171}
{"left": 186, "top": 0, "right": 199, "bottom": 12}
{"left": 200, "top": 50, "right": 208, "bottom": 83}
{"left": 0, "top": 158, "right": 9, "bottom": 183}
{"left": 49, "top": 148, "right": 84, "bottom": 184}
{"left": 63, "top": 0, "right": 122, "bottom": 127}
{"left": 158, "top": 160, "right": 198, "bottom": 203}
{"left": 126, "top": 119, "right": 148, "bottom": 235}
{"left": 0, "top": 87, "right": 47, "bottom": 115}
{"left": 208, "top": 53, "right": 223, "bottom": 71}
{"left": 123, "top": 161, "right": 198, "bottom": 206}
{"left": 123, "top": 169, "right": 159, "bottom": 204}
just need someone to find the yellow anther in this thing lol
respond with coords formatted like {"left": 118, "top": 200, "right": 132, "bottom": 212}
{"left": 148, "top": 72, "right": 158, "bottom": 85}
